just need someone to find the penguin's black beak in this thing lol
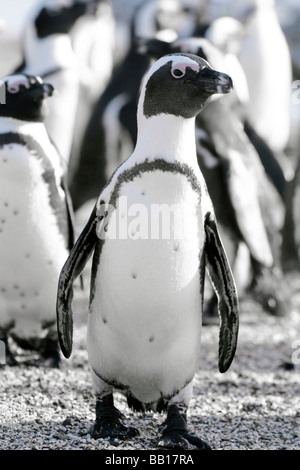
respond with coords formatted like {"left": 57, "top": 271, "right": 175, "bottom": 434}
{"left": 30, "top": 82, "right": 54, "bottom": 100}
{"left": 196, "top": 67, "right": 233, "bottom": 95}
{"left": 42, "top": 83, "right": 54, "bottom": 98}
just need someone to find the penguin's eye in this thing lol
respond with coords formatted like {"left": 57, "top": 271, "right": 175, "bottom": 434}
{"left": 171, "top": 68, "right": 185, "bottom": 79}
{"left": 8, "top": 86, "right": 19, "bottom": 94}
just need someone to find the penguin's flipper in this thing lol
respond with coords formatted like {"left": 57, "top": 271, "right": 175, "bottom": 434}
{"left": 204, "top": 212, "right": 239, "bottom": 373}
{"left": 57, "top": 203, "right": 99, "bottom": 358}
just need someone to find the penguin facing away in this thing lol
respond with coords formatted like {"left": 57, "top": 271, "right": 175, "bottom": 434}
{"left": 57, "top": 53, "right": 239, "bottom": 450}
{"left": 0, "top": 74, "right": 74, "bottom": 367}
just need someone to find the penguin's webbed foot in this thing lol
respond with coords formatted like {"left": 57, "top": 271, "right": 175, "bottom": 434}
{"left": 158, "top": 429, "right": 211, "bottom": 450}
{"left": 157, "top": 403, "right": 211, "bottom": 451}
{"left": 91, "top": 394, "right": 139, "bottom": 440}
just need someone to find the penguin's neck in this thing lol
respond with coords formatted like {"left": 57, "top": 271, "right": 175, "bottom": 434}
{"left": 23, "top": 26, "right": 77, "bottom": 75}
{"left": 132, "top": 113, "right": 198, "bottom": 167}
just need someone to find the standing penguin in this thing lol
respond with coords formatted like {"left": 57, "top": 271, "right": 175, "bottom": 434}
{"left": 15, "top": 0, "right": 102, "bottom": 164}
{"left": 124, "top": 35, "right": 290, "bottom": 316}
{"left": 0, "top": 74, "right": 74, "bottom": 367}
{"left": 57, "top": 53, "right": 239, "bottom": 450}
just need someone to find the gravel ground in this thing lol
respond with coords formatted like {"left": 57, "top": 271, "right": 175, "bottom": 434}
{"left": 1, "top": 265, "right": 300, "bottom": 451}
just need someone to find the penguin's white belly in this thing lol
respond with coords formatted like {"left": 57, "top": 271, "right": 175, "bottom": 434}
{"left": 0, "top": 143, "right": 68, "bottom": 338}
{"left": 88, "top": 170, "right": 204, "bottom": 403}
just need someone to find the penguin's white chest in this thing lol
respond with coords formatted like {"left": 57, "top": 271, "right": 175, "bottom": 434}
{"left": 0, "top": 142, "right": 68, "bottom": 338}
{"left": 88, "top": 168, "right": 205, "bottom": 403}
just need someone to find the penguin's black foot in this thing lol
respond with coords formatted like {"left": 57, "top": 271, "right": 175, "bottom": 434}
{"left": 91, "top": 394, "right": 139, "bottom": 440}
{"left": 158, "top": 430, "right": 211, "bottom": 450}
{"left": 157, "top": 403, "right": 211, "bottom": 451}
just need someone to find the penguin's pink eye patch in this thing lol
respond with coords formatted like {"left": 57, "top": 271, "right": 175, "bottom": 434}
{"left": 6, "top": 75, "right": 30, "bottom": 94}
{"left": 170, "top": 60, "right": 200, "bottom": 79}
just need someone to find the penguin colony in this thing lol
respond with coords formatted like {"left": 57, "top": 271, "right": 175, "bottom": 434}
{"left": 0, "top": 0, "right": 299, "bottom": 451}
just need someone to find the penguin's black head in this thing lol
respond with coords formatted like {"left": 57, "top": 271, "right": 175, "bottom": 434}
{"left": 142, "top": 53, "right": 233, "bottom": 119}
{"left": 35, "top": 0, "right": 101, "bottom": 38}
{"left": 0, "top": 74, "right": 54, "bottom": 122}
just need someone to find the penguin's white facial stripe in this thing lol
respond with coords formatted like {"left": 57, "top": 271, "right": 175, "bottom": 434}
{"left": 145, "top": 55, "right": 200, "bottom": 84}
{"left": 170, "top": 56, "right": 200, "bottom": 78}
{"left": 171, "top": 60, "right": 200, "bottom": 79}
{"left": 5, "top": 76, "right": 30, "bottom": 94}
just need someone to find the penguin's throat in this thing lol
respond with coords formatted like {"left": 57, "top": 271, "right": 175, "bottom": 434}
{"left": 134, "top": 114, "right": 197, "bottom": 165}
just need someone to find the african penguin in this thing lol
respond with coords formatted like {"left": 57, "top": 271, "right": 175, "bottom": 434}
{"left": 203, "top": 15, "right": 288, "bottom": 199}
{"left": 0, "top": 74, "right": 74, "bottom": 367}
{"left": 133, "top": 36, "right": 290, "bottom": 317}
{"left": 15, "top": 0, "right": 101, "bottom": 164}
{"left": 237, "top": 0, "right": 292, "bottom": 156}
{"left": 69, "top": 0, "right": 198, "bottom": 211}
{"left": 57, "top": 53, "right": 239, "bottom": 450}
